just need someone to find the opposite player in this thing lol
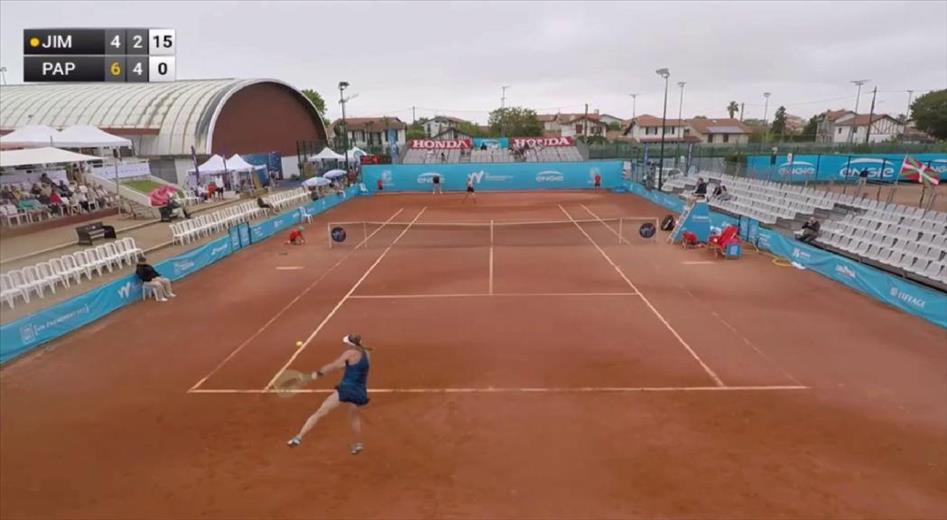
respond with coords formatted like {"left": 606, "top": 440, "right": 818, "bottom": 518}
{"left": 285, "top": 226, "right": 306, "bottom": 245}
{"left": 432, "top": 174, "right": 442, "bottom": 195}
{"left": 463, "top": 175, "right": 476, "bottom": 204}
{"left": 287, "top": 335, "right": 372, "bottom": 454}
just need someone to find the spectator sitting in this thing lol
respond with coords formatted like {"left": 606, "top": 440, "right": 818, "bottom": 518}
{"left": 135, "top": 256, "right": 176, "bottom": 302}
{"left": 39, "top": 172, "right": 52, "bottom": 186}
{"left": 796, "top": 216, "right": 821, "bottom": 244}
{"left": 715, "top": 185, "right": 732, "bottom": 201}
{"left": 693, "top": 177, "right": 708, "bottom": 198}
{"left": 76, "top": 191, "right": 90, "bottom": 212}
{"left": 48, "top": 191, "right": 64, "bottom": 213}
{"left": 31, "top": 183, "right": 43, "bottom": 197}
{"left": 257, "top": 196, "right": 274, "bottom": 213}
{"left": 93, "top": 186, "right": 109, "bottom": 208}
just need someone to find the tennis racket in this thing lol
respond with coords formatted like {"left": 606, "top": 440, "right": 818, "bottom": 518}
{"left": 272, "top": 369, "right": 314, "bottom": 398}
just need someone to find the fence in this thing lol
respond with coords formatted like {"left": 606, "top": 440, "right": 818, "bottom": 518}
{"left": 587, "top": 141, "right": 947, "bottom": 161}
{"left": 0, "top": 185, "right": 360, "bottom": 363}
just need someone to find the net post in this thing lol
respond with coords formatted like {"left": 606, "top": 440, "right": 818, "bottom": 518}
{"left": 618, "top": 217, "right": 624, "bottom": 244}
{"left": 363, "top": 221, "right": 367, "bottom": 244}
{"left": 327, "top": 222, "right": 332, "bottom": 249}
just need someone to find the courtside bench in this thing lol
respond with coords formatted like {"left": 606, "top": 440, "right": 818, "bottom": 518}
{"left": 76, "top": 222, "right": 117, "bottom": 246}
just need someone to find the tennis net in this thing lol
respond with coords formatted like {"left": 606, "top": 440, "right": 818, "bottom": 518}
{"left": 326, "top": 217, "right": 659, "bottom": 249}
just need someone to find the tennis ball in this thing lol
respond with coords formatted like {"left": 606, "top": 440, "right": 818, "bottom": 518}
{"left": 296, "top": 341, "right": 303, "bottom": 348}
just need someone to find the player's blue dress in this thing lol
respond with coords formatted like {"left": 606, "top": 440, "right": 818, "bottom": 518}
{"left": 336, "top": 351, "right": 370, "bottom": 406}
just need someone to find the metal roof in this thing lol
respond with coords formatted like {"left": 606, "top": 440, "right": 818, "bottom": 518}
{"left": 0, "top": 79, "right": 322, "bottom": 155}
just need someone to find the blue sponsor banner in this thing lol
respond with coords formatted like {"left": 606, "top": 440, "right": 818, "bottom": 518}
{"left": 625, "top": 181, "right": 685, "bottom": 212}
{"left": 472, "top": 137, "right": 509, "bottom": 149}
{"left": 622, "top": 181, "right": 947, "bottom": 329}
{"left": 756, "top": 228, "right": 947, "bottom": 328}
{"left": 363, "top": 161, "right": 623, "bottom": 193}
{"left": 0, "top": 186, "right": 361, "bottom": 364}
{"left": 243, "top": 152, "right": 283, "bottom": 180}
{"left": 747, "top": 153, "right": 947, "bottom": 183}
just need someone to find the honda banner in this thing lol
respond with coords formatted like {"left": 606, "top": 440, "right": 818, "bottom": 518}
{"left": 409, "top": 139, "right": 472, "bottom": 149}
{"left": 509, "top": 136, "right": 575, "bottom": 148}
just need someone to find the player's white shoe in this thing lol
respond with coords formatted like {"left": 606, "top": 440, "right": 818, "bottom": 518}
{"left": 350, "top": 442, "right": 364, "bottom": 455}
{"left": 287, "top": 436, "right": 301, "bottom": 447}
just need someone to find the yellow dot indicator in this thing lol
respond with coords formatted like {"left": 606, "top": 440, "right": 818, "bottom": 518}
{"left": 29, "top": 37, "right": 40, "bottom": 48}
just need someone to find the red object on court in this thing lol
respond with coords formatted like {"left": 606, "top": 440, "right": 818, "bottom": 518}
{"left": 708, "top": 225, "right": 739, "bottom": 256}
{"left": 594, "top": 174, "right": 601, "bottom": 186}
{"left": 681, "top": 231, "right": 699, "bottom": 248}
{"left": 376, "top": 178, "right": 383, "bottom": 191}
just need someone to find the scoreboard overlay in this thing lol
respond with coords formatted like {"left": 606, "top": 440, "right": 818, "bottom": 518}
{"left": 23, "top": 28, "right": 176, "bottom": 83}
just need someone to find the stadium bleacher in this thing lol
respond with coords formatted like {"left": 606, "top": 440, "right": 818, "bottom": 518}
{"left": 661, "top": 172, "right": 947, "bottom": 289}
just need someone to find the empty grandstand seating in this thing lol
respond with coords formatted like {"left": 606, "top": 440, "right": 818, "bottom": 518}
{"left": 170, "top": 201, "right": 265, "bottom": 245}
{"left": 660, "top": 171, "right": 947, "bottom": 288}
{"left": 0, "top": 237, "right": 143, "bottom": 309}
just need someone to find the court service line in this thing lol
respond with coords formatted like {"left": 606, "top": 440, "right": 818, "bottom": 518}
{"left": 187, "top": 207, "right": 405, "bottom": 392}
{"left": 263, "top": 206, "right": 429, "bottom": 391}
{"left": 560, "top": 204, "right": 725, "bottom": 387}
{"left": 489, "top": 219, "right": 494, "bottom": 294}
{"left": 189, "top": 384, "right": 809, "bottom": 395}
{"left": 348, "top": 292, "right": 639, "bottom": 299}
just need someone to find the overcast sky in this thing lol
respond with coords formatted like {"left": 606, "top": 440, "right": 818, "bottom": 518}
{"left": 1, "top": 1, "right": 945, "bottom": 124}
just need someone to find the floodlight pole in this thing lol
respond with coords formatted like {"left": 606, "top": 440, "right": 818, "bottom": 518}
{"left": 656, "top": 68, "right": 670, "bottom": 190}
{"left": 339, "top": 81, "right": 350, "bottom": 167}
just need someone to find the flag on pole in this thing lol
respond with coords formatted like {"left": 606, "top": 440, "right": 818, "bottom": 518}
{"left": 899, "top": 155, "right": 940, "bottom": 186}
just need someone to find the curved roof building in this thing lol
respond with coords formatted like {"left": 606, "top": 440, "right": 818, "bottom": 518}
{"left": 0, "top": 79, "right": 328, "bottom": 157}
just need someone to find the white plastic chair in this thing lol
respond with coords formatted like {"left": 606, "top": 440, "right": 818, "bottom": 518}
{"left": 48, "top": 258, "right": 76, "bottom": 288}
{"left": 23, "top": 265, "right": 56, "bottom": 297}
{"left": 1, "top": 273, "right": 28, "bottom": 308}
{"left": 120, "top": 237, "right": 143, "bottom": 263}
{"left": 7, "top": 270, "right": 37, "bottom": 301}
{"left": 299, "top": 207, "right": 313, "bottom": 224}
{"left": 93, "top": 245, "right": 116, "bottom": 272}
{"left": 83, "top": 249, "right": 108, "bottom": 276}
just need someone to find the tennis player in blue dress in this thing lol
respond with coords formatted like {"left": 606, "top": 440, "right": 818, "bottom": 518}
{"left": 287, "top": 334, "right": 371, "bottom": 454}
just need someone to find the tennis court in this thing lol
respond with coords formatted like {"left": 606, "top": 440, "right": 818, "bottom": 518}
{"left": 2, "top": 191, "right": 945, "bottom": 519}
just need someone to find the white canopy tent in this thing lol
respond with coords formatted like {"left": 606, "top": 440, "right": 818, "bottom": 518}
{"left": 0, "top": 146, "right": 102, "bottom": 168}
{"left": 323, "top": 169, "right": 347, "bottom": 179}
{"left": 55, "top": 125, "right": 132, "bottom": 148}
{"left": 308, "top": 147, "right": 346, "bottom": 162}
{"left": 347, "top": 147, "right": 367, "bottom": 158}
{"left": 187, "top": 154, "right": 229, "bottom": 176}
{"left": 226, "top": 154, "right": 265, "bottom": 172}
{"left": 0, "top": 125, "right": 59, "bottom": 149}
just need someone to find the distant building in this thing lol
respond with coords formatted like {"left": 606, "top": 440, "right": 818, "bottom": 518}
{"left": 831, "top": 114, "right": 904, "bottom": 144}
{"left": 621, "top": 115, "right": 695, "bottom": 144}
{"left": 537, "top": 113, "right": 609, "bottom": 138}
{"left": 815, "top": 109, "right": 854, "bottom": 143}
{"left": 784, "top": 114, "right": 807, "bottom": 135}
{"left": 331, "top": 117, "right": 407, "bottom": 151}
{"left": 687, "top": 117, "right": 752, "bottom": 144}
{"left": 423, "top": 116, "right": 469, "bottom": 138}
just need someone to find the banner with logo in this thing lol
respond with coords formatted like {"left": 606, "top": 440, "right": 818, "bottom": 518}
{"left": 408, "top": 139, "right": 472, "bottom": 150}
{"left": 623, "top": 180, "right": 947, "bottom": 329}
{"left": 472, "top": 138, "right": 509, "bottom": 149}
{"left": 509, "top": 136, "right": 574, "bottom": 148}
{"left": 363, "top": 161, "right": 622, "bottom": 192}
{"left": 0, "top": 185, "right": 362, "bottom": 364}
{"left": 746, "top": 153, "right": 947, "bottom": 183}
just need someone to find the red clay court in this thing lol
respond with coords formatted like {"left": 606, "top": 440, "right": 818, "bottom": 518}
{"left": 1, "top": 191, "right": 945, "bottom": 519}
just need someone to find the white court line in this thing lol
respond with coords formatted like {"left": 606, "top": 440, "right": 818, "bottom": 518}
{"left": 275, "top": 266, "right": 305, "bottom": 270}
{"left": 188, "top": 207, "right": 405, "bottom": 392}
{"left": 348, "top": 292, "right": 639, "bottom": 299}
{"left": 562, "top": 204, "right": 725, "bottom": 387}
{"left": 489, "top": 219, "right": 494, "bottom": 294}
{"left": 263, "top": 206, "right": 428, "bottom": 391}
{"left": 681, "top": 261, "right": 715, "bottom": 265}
{"left": 189, "top": 384, "right": 809, "bottom": 395}
{"left": 709, "top": 308, "right": 804, "bottom": 387}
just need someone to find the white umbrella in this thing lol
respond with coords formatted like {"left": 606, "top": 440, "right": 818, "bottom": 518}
{"left": 323, "top": 169, "right": 347, "bottom": 179}
{"left": 302, "top": 176, "right": 331, "bottom": 187}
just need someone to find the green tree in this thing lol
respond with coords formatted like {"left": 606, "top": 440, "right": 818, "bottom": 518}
{"left": 799, "top": 115, "right": 819, "bottom": 141}
{"left": 770, "top": 106, "right": 787, "bottom": 139}
{"left": 301, "top": 89, "right": 327, "bottom": 116}
{"left": 488, "top": 107, "right": 542, "bottom": 137}
{"left": 727, "top": 101, "right": 740, "bottom": 119}
{"left": 606, "top": 121, "right": 621, "bottom": 132}
{"left": 910, "top": 89, "right": 947, "bottom": 140}
{"left": 456, "top": 121, "right": 486, "bottom": 138}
